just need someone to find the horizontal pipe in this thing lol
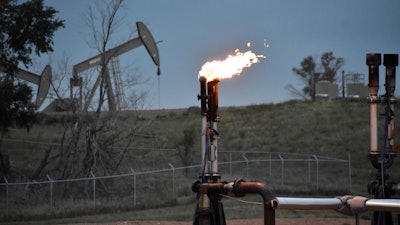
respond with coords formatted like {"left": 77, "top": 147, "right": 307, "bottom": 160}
{"left": 275, "top": 197, "right": 342, "bottom": 210}
{"left": 274, "top": 196, "right": 400, "bottom": 214}
{"left": 365, "top": 199, "right": 400, "bottom": 212}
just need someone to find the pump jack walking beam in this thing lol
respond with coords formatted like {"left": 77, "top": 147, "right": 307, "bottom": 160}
{"left": 71, "top": 21, "right": 160, "bottom": 111}
{"left": 0, "top": 65, "right": 52, "bottom": 109}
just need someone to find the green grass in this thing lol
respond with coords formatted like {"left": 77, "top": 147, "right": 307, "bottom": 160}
{"left": 1, "top": 98, "right": 397, "bottom": 223}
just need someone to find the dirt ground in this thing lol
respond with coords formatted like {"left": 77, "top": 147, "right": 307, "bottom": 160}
{"left": 69, "top": 218, "right": 370, "bottom": 225}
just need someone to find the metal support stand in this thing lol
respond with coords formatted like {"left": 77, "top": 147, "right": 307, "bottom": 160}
{"left": 367, "top": 53, "right": 399, "bottom": 225}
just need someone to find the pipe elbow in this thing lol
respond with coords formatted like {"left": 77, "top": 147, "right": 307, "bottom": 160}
{"left": 232, "top": 179, "right": 276, "bottom": 203}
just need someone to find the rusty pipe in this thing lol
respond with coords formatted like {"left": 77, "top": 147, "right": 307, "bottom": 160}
{"left": 383, "top": 54, "right": 398, "bottom": 98}
{"left": 206, "top": 78, "right": 220, "bottom": 179}
{"left": 367, "top": 53, "right": 381, "bottom": 97}
{"left": 383, "top": 54, "right": 398, "bottom": 154}
{"left": 192, "top": 180, "right": 276, "bottom": 225}
{"left": 232, "top": 179, "right": 276, "bottom": 225}
{"left": 207, "top": 79, "right": 220, "bottom": 122}
{"left": 192, "top": 181, "right": 228, "bottom": 196}
{"left": 193, "top": 181, "right": 228, "bottom": 225}
{"left": 198, "top": 77, "right": 209, "bottom": 178}
{"left": 367, "top": 53, "right": 381, "bottom": 159}
{"left": 198, "top": 77, "right": 208, "bottom": 116}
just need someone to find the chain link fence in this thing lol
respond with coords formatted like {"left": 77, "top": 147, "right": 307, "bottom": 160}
{"left": 0, "top": 151, "right": 351, "bottom": 219}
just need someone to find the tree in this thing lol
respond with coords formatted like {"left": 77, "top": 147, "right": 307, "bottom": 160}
{"left": 50, "top": 0, "right": 151, "bottom": 180}
{"left": 287, "top": 52, "right": 344, "bottom": 101}
{"left": 0, "top": 0, "right": 64, "bottom": 178}
{"left": 0, "top": 0, "right": 65, "bottom": 74}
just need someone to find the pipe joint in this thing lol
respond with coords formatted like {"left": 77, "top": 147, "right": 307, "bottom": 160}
{"left": 232, "top": 179, "right": 246, "bottom": 197}
{"left": 336, "top": 195, "right": 369, "bottom": 216}
{"left": 367, "top": 96, "right": 380, "bottom": 104}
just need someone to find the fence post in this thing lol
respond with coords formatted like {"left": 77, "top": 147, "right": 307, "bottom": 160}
{"left": 46, "top": 175, "right": 53, "bottom": 211}
{"left": 4, "top": 177, "right": 8, "bottom": 218}
{"left": 90, "top": 172, "right": 96, "bottom": 208}
{"left": 168, "top": 163, "right": 175, "bottom": 201}
{"left": 348, "top": 153, "right": 352, "bottom": 192}
{"left": 312, "top": 155, "right": 319, "bottom": 190}
{"left": 229, "top": 152, "right": 232, "bottom": 177}
{"left": 278, "top": 154, "right": 284, "bottom": 187}
{"left": 308, "top": 155, "right": 311, "bottom": 182}
{"left": 242, "top": 154, "right": 249, "bottom": 178}
{"left": 269, "top": 152, "right": 272, "bottom": 179}
{"left": 130, "top": 168, "right": 137, "bottom": 206}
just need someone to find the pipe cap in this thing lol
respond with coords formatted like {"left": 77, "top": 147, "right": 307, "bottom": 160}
{"left": 366, "top": 53, "right": 381, "bottom": 66}
{"left": 384, "top": 54, "right": 399, "bottom": 67}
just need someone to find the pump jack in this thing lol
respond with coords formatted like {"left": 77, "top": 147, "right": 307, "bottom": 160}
{"left": 70, "top": 21, "right": 160, "bottom": 111}
{"left": 0, "top": 65, "right": 52, "bottom": 109}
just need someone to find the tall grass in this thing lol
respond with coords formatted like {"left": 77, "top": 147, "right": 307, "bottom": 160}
{"left": 2, "top": 98, "right": 399, "bottom": 223}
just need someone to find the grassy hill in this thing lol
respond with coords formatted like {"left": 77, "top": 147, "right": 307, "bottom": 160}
{"left": 5, "top": 98, "right": 400, "bottom": 191}
{"left": 2, "top": 98, "right": 400, "bottom": 223}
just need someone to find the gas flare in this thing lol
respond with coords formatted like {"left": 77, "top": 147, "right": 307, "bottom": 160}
{"left": 199, "top": 49, "right": 265, "bottom": 82}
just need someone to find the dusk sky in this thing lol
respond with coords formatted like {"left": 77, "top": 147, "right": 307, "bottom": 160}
{"left": 38, "top": 0, "right": 400, "bottom": 110}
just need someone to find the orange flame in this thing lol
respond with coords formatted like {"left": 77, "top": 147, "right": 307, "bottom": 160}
{"left": 199, "top": 49, "right": 265, "bottom": 82}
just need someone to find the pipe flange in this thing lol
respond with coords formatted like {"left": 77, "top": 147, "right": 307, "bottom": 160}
{"left": 192, "top": 180, "right": 202, "bottom": 193}
{"left": 367, "top": 96, "right": 380, "bottom": 104}
{"left": 232, "top": 178, "right": 246, "bottom": 197}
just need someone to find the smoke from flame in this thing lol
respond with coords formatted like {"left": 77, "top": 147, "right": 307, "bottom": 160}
{"left": 199, "top": 49, "right": 265, "bottom": 82}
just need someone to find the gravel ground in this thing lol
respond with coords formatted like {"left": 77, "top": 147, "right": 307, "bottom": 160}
{"left": 68, "top": 218, "right": 370, "bottom": 225}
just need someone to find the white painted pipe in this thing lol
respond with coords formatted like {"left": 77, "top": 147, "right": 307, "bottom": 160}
{"left": 275, "top": 197, "right": 342, "bottom": 210}
{"left": 275, "top": 196, "right": 400, "bottom": 213}
{"left": 370, "top": 100, "right": 378, "bottom": 153}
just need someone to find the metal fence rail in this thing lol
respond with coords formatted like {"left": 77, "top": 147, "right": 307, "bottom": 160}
{"left": 0, "top": 152, "right": 351, "bottom": 219}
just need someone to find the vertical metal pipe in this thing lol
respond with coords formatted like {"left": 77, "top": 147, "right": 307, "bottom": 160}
{"left": 201, "top": 116, "right": 208, "bottom": 176}
{"left": 366, "top": 53, "right": 381, "bottom": 155}
{"left": 199, "top": 77, "right": 208, "bottom": 177}
{"left": 207, "top": 79, "right": 220, "bottom": 178}
{"left": 207, "top": 79, "right": 219, "bottom": 122}
{"left": 342, "top": 70, "right": 345, "bottom": 98}
{"left": 264, "top": 204, "right": 276, "bottom": 225}
{"left": 211, "top": 121, "right": 218, "bottom": 175}
{"left": 383, "top": 54, "right": 398, "bottom": 152}
{"left": 383, "top": 54, "right": 397, "bottom": 97}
